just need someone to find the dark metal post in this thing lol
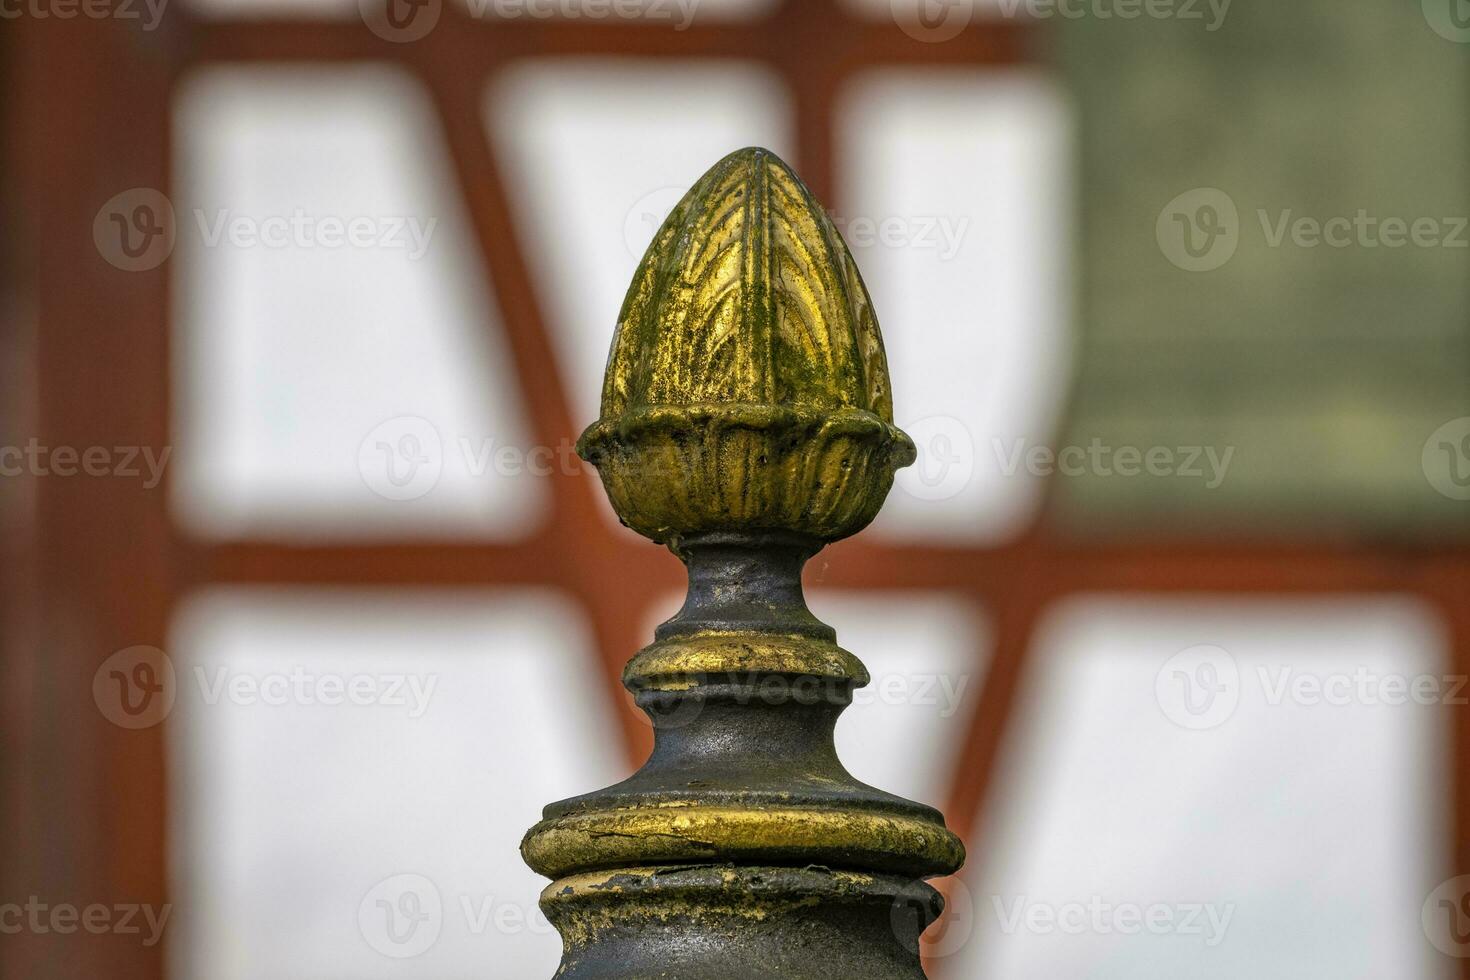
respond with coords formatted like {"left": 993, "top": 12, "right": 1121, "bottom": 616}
{"left": 522, "top": 147, "right": 965, "bottom": 979}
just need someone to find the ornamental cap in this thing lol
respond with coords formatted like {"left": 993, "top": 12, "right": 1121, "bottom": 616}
{"left": 577, "top": 147, "right": 916, "bottom": 546}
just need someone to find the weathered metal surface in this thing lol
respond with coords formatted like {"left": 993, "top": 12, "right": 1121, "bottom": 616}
{"left": 522, "top": 147, "right": 964, "bottom": 978}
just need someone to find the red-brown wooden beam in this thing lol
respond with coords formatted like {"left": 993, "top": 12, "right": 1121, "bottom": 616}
{"left": 178, "top": 2, "right": 1033, "bottom": 71}
{"left": 9, "top": 16, "right": 176, "bottom": 980}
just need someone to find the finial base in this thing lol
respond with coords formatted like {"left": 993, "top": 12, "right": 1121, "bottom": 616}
{"left": 543, "top": 866, "right": 942, "bottom": 980}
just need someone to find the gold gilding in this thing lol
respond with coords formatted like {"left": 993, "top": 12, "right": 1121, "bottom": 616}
{"left": 524, "top": 805, "right": 965, "bottom": 881}
{"left": 576, "top": 147, "right": 915, "bottom": 546}
{"left": 623, "top": 633, "right": 869, "bottom": 690}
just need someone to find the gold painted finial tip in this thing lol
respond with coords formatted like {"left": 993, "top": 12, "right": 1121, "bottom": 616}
{"left": 577, "top": 147, "right": 915, "bottom": 546}
{"left": 594, "top": 144, "right": 898, "bottom": 419}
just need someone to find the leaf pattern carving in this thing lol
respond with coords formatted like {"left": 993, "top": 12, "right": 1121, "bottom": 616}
{"left": 603, "top": 147, "right": 897, "bottom": 423}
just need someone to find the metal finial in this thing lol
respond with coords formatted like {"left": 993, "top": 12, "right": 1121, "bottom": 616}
{"left": 523, "top": 147, "right": 963, "bottom": 979}
{"left": 576, "top": 145, "right": 916, "bottom": 547}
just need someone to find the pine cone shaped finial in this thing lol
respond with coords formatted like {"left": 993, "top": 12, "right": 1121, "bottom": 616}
{"left": 577, "top": 147, "right": 916, "bottom": 547}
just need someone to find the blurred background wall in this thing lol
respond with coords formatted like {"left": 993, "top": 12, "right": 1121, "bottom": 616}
{"left": 1, "top": 1, "right": 1468, "bottom": 978}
